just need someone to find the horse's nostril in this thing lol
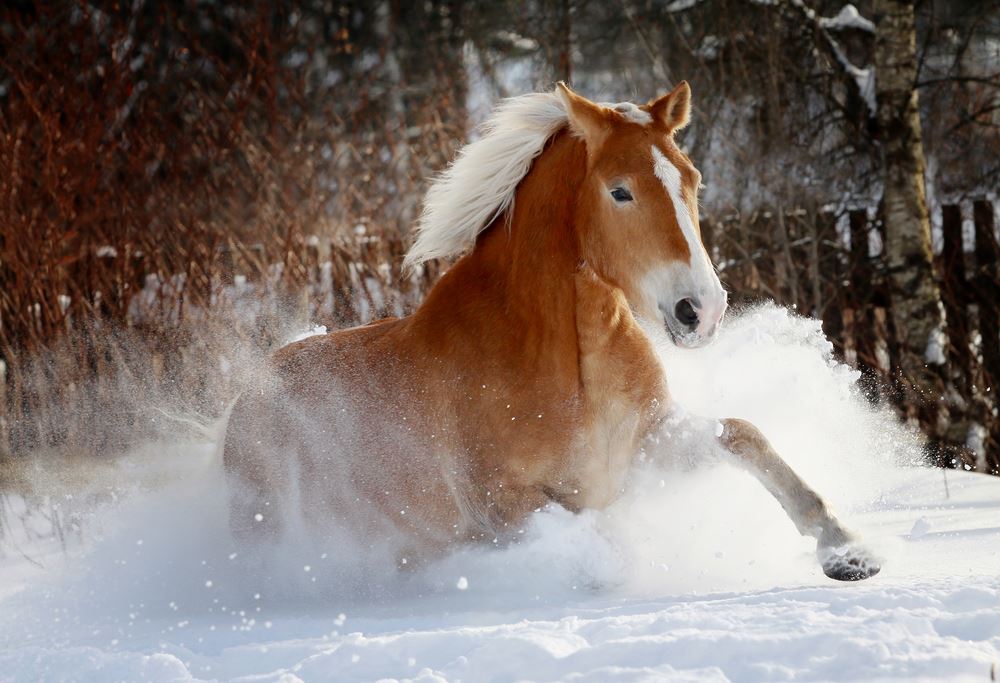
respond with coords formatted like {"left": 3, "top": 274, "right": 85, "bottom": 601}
{"left": 674, "top": 298, "right": 699, "bottom": 328}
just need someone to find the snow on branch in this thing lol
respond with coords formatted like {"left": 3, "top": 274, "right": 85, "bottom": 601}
{"left": 784, "top": 0, "right": 877, "bottom": 117}
{"left": 819, "top": 4, "right": 875, "bottom": 33}
{"left": 665, "top": 0, "right": 705, "bottom": 11}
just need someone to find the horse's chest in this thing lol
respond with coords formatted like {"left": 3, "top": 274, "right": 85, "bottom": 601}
{"left": 570, "top": 394, "right": 653, "bottom": 508}
{"left": 568, "top": 270, "right": 671, "bottom": 509}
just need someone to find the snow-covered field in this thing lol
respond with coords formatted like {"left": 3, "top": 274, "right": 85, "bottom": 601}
{"left": 2, "top": 305, "right": 998, "bottom": 682}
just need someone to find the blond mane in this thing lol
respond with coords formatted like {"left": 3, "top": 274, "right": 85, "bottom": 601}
{"left": 403, "top": 92, "right": 568, "bottom": 269}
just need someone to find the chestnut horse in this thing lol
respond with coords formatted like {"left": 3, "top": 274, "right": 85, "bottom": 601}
{"left": 223, "top": 82, "right": 879, "bottom": 581}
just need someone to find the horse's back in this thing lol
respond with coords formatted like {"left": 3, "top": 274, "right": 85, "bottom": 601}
{"left": 272, "top": 316, "right": 406, "bottom": 392}
{"left": 222, "top": 316, "right": 465, "bottom": 551}
{"left": 223, "top": 320, "right": 394, "bottom": 512}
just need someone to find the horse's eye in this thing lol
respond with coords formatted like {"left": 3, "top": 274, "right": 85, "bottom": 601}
{"left": 610, "top": 187, "right": 633, "bottom": 203}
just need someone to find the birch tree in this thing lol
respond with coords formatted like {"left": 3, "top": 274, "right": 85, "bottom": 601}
{"left": 873, "top": 0, "right": 948, "bottom": 438}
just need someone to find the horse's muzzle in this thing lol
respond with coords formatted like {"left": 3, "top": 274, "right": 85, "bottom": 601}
{"left": 662, "top": 292, "right": 727, "bottom": 348}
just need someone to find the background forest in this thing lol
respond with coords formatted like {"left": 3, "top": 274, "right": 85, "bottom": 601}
{"left": 1, "top": 0, "right": 998, "bottom": 473}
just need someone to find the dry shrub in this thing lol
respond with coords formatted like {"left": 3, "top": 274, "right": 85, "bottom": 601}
{"left": 2, "top": 2, "right": 996, "bottom": 472}
{"left": 0, "top": 3, "right": 462, "bottom": 462}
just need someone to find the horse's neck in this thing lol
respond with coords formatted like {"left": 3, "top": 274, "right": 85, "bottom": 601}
{"left": 413, "top": 130, "right": 587, "bottom": 366}
{"left": 479, "top": 129, "right": 585, "bottom": 310}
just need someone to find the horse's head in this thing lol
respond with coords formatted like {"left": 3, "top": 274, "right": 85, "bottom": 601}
{"left": 558, "top": 82, "right": 727, "bottom": 348}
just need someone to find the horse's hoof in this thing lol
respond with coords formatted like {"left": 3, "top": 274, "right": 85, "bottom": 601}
{"left": 817, "top": 543, "right": 881, "bottom": 581}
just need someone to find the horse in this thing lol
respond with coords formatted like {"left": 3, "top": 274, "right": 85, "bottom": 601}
{"left": 223, "top": 81, "right": 880, "bottom": 582}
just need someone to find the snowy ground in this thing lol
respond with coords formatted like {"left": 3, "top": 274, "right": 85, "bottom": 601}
{"left": 2, "top": 305, "right": 998, "bottom": 682}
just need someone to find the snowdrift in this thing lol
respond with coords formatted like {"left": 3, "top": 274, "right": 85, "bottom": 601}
{"left": 1, "top": 304, "right": 998, "bottom": 682}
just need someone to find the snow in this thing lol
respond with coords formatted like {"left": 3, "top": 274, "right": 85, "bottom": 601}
{"left": 846, "top": 64, "right": 876, "bottom": 116}
{"left": 289, "top": 324, "right": 328, "bottom": 343}
{"left": 968, "top": 423, "right": 989, "bottom": 471}
{"left": 2, "top": 304, "right": 999, "bottom": 682}
{"left": 820, "top": 4, "right": 876, "bottom": 33}
{"left": 925, "top": 325, "right": 948, "bottom": 365}
{"left": 784, "top": 0, "right": 877, "bottom": 117}
{"left": 826, "top": 43, "right": 875, "bottom": 116}
{"left": 491, "top": 31, "right": 539, "bottom": 53}
{"left": 665, "top": 0, "right": 703, "bottom": 11}
{"left": 2, "top": 468, "right": 997, "bottom": 682}
{"left": 694, "top": 35, "right": 723, "bottom": 60}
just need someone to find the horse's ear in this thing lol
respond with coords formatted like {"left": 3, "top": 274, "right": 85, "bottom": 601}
{"left": 648, "top": 81, "right": 691, "bottom": 134}
{"left": 556, "top": 82, "right": 609, "bottom": 148}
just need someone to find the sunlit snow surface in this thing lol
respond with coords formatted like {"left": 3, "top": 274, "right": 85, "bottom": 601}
{"left": 2, "top": 304, "right": 999, "bottom": 682}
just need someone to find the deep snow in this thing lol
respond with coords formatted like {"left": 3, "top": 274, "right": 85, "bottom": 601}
{"left": 1, "top": 304, "right": 998, "bottom": 682}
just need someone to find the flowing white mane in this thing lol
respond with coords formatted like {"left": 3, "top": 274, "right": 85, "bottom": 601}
{"left": 403, "top": 92, "right": 569, "bottom": 269}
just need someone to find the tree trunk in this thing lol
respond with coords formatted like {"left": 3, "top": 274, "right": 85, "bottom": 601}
{"left": 392, "top": 0, "right": 468, "bottom": 159}
{"left": 556, "top": 0, "right": 573, "bottom": 82}
{"left": 873, "top": 0, "right": 948, "bottom": 444}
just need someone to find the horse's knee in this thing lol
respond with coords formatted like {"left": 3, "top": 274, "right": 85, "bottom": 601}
{"left": 718, "top": 418, "right": 769, "bottom": 460}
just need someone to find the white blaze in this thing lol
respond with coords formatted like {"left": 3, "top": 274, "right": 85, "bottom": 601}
{"left": 650, "top": 145, "right": 726, "bottom": 341}
{"left": 651, "top": 146, "right": 709, "bottom": 279}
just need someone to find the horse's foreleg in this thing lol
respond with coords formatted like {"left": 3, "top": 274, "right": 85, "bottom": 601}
{"left": 717, "top": 417, "right": 880, "bottom": 581}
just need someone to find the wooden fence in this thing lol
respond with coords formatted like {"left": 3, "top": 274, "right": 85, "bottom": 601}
{"left": 704, "top": 198, "right": 1000, "bottom": 472}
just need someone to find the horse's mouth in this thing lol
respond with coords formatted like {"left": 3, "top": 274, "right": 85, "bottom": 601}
{"left": 663, "top": 313, "right": 716, "bottom": 349}
{"left": 663, "top": 315, "right": 695, "bottom": 348}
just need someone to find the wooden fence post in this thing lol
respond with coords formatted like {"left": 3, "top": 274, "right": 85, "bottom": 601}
{"left": 940, "top": 204, "right": 972, "bottom": 396}
{"left": 130, "top": 251, "right": 148, "bottom": 296}
{"left": 96, "top": 250, "right": 118, "bottom": 318}
{"left": 329, "top": 241, "right": 357, "bottom": 324}
{"left": 218, "top": 245, "right": 235, "bottom": 286}
{"left": 305, "top": 239, "right": 321, "bottom": 285}
{"left": 973, "top": 200, "right": 1000, "bottom": 473}
{"left": 846, "top": 210, "right": 872, "bottom": 369}
{"left": 816, "top": 210, "right": 844, "bottom": 351}
{"left": 246, "top": 244, "right": 266, "bottom": 283}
